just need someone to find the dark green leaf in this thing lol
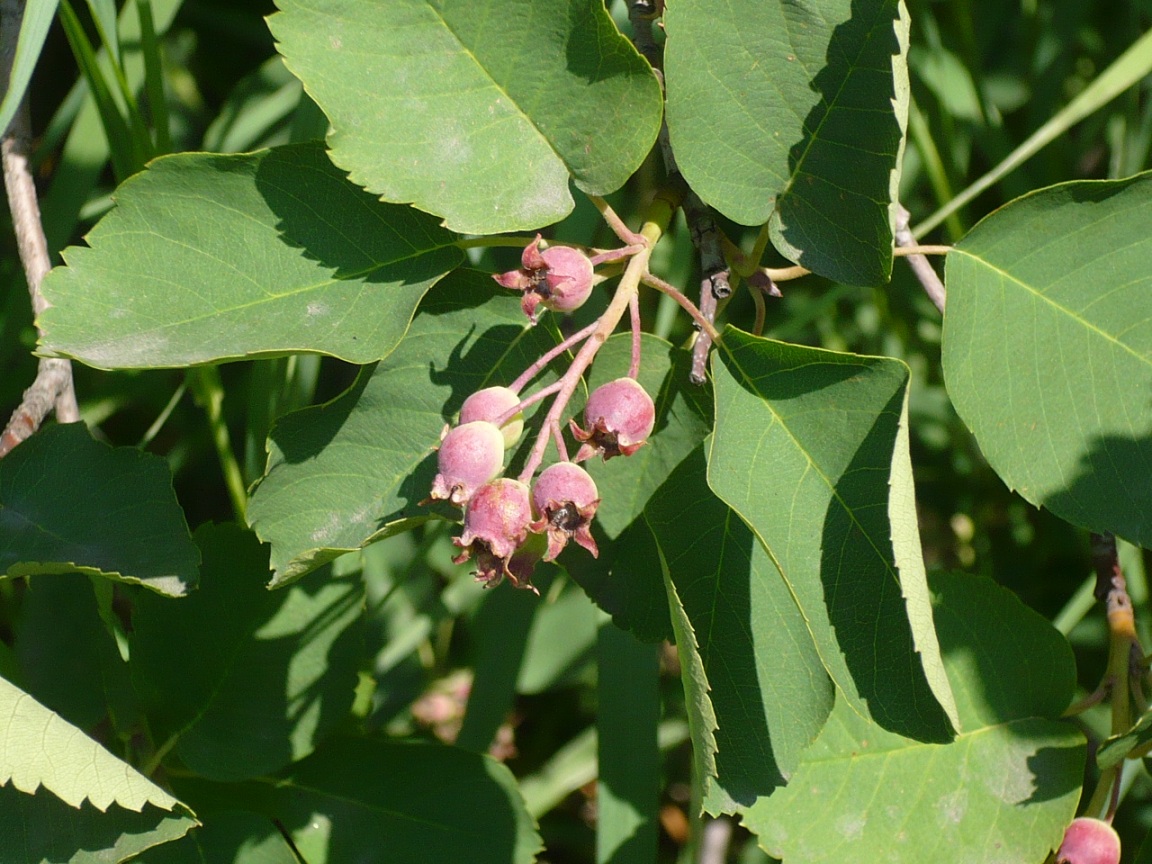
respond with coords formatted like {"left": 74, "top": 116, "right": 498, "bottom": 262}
{"left": 16, "top": 577, "right": 132, "bottom": 731}
{"left": 645, "top": 449, "right": 834, "bottom": 811}
{"left": 0, "top": 423, "right": 197, "bottom": 596}
{"left": 131, "top": 524, "right": 363, "bottom": 782}
{"left": 135, "top": 810, "right": 298, "bottom": 864}
{"left": 708, "top": 328, "right": 957, "bottom": 741}
{"left": 40, "top": 142, "right": 463, "bottom": 368}
{"left": 664, "top": 0, "right": 909, "bottom": 285}
{"left": 0, "top": 786, "right": 195, "bottom": 864}
{"left": 172, "top": 736, "right": 543, "bottom": 864}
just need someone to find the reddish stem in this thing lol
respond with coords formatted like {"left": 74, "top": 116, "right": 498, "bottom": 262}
{"left": 517, "top": 236, "right": 655, "bottom": 483}
{"left": 493, "top": 379, "right": 564, "bottom": 427}
{"left": 509, "top": 321, "right": 598, "bottom": 394}
{"left": 628, "top": 293, "right": 642, "bottom": 379}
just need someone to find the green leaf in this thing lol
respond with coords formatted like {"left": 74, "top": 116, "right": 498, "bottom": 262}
{"left": 269, "top": 0, "right": 663, "bottom": 234}
{"left": 0, "top": 785, "right": 196, "bottom": 864}
{"left": 582, "top": 334, "right": 712, "bottom": 539}
{"left": 247, "top": 269, "right": 563, "bottom": 584}
{"left": 173, "top": 736, "right": 543, "bottom": 864}
{"left": 131, "top": 523, "right": 363, "bottom": 782}
{"left": 942, "top": 174, "right": 1152, "bottom": 547}
{"left": 707, "top": 328, "right": 957, "bottom": 742}
{"left": 0, "top": 674, "right": 187, "bottom": 813}
{"left": 517, "top": 576, "right": 597, "bottom": 694}
{"left": 16, "top": 577, "right": 133, "bottom": 731}
{"left": 742, "top": 572, "right": 1084, "bottom": 864}
{"left": 134, "top": 810, "right": 299, "bottom": 863}
{"left": 659, "top": 555, "right": 720, "bottom": 809}
{"left": 0, "top": 0, "right": 60, "bottom": 144}
{"left": 0, "top": 423, "right": 198, "bottom": 596}
{"left": 645, "top": 449, "right": 833, "bottom": 812}
{"left": 1098, "top": 711, "right": 1152, "bottom": 771}
{"left": 566, "top": 516, "right": 672, "bottom": 644}
{"left": 664, "top": 0, "right": 909, "bottom": 285}
{"left": 596, "top": 621, "right": 660, "bottom": 864}
{"left": 39, "top": 141, "right": 463, "bottom": 368}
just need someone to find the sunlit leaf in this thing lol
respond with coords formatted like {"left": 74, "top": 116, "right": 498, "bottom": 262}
{"left": 943, "top": 173, "right": 1152, "bottom": 547}
{"left": 743, "top": 572, "right": 1083, "bottom": 864}
{"left": 40, "top": 142, "right": 462, "bottom": 368}
{"left": 270, "top": 0, "right": 662, "bottom": 234}
{"left": 664, "top": 0, "right": 910, "bottom": 285}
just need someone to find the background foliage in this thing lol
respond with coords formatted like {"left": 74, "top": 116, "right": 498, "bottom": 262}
{"left": 1, "top": 0, "right": 1152, "bottom": 862}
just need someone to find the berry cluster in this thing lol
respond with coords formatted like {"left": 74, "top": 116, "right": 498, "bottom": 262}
{"left": 425, "top": 236, "right": 656, "bottom": 593}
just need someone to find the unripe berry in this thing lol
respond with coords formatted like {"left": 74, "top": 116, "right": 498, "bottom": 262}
{"left": 452, "top": 478, "right": 535, "bottom": 590}
{"left": 530, "top": 462, "right": 600, "bottom": 560}
{"left": 571, "top": 377, "right": 656, "bottom": 462}
{"left": 459, "top": 386, "right": 524, "bottom": 449}
{"left": 428, "top": 421, "right": 505, "bottom": 506}
{"left": 492, "top": 235, "right": 594, "bottom": 323}
{"left": 1056, "top": 818, "right": 1121, "bottom": 864}
{"left": 535, "top": 245, "right": 594, "bottom": 314}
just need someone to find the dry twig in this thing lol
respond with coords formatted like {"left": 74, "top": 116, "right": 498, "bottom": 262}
{"left": 0, "top": 0, "right": 79, "bottom": 458}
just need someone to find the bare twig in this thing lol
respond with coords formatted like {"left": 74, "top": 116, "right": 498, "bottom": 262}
{"left": 895, "top": 204, "right": 946, "bottom": 314}
{"left": 640, "top": 272, "right": 720, "bottom": 341}
{"left": 1083, "top": 531, "right": 1142, "bottom": 820}
{"left": 0, "top": 0, "right": 79, "bottom": 458}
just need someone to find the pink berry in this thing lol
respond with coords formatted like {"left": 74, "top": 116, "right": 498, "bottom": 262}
{"left": 452, "top": 479, "right": 535, "bottom": 590}
{"left": 428, "top": 421, "right": 505, "bottom": 506}
{"left": 459, "top": 386, "right": 524, "bottom": 449}
{"left": 492, "top": 235, "right": 594, "bottom": 323}
{"left": 1056, "top": 818, "right": 1121, "bottom": 864}
{"left": 530, "top": 462, "right": 600, "bottom": 560}
{"left": 571, "top": 377, "right": 655, "bottom": 462}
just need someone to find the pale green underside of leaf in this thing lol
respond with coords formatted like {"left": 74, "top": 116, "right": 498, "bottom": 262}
{"left": 269, "top": 0, "right": 663, "bottom": 235}
{"left": 743, "top": 572, "right": 1083, "bottom": 864}
{"left": 943, "top": 173, "right": 1152, "bottom": 547}
{"left": 0, "top": 785, "right": 196, "bottom": 864}
{"left": 247, "top": 270, "right": 565, "bottom": 584}
{"left": 707, "top": 328, "right": 957, "bottom": 742}
{"left": 0, "top": 423, "right": 198, "bottom": 596}
{"left": 39, "top": 142, "right": 462, "bottom": 369}
{"left": 658, "top": 550, "right": 720, "bottom": 807}
{"left": 0, "top": 675, "right": 190, "bottom": 815}
{"left": 132, "top": 524, "right": 363, "bottom": 782}
{"left": 645, "top": 449, "right": 834, "bottom": 813}
{"left": 664, "top": 0, "right": 908, "bottom": 286}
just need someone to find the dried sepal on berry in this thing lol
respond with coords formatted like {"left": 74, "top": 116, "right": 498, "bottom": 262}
{"left": 459, "top": 386, "right": 524, "bottom": 449}
{"left": 571, "top": 377, "right": 655, "bottom": 462}
{"left": 427, "top": 421, "right": 505, "bottom": 506}
{"left": 529, "top": 462, "right": 600, "bottom": 560}
{"left": 492, "top": 234, "right": 594, "bottom": 323}
{"left": 452, "top": 478, "right": 535, "bottom": 591}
